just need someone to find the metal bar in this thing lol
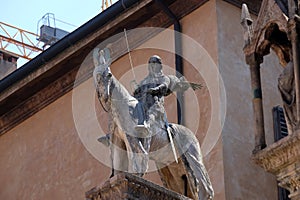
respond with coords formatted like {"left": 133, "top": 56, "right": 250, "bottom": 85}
{"left": 0, "top": 48, "right": 28, "bottom": 60}
{"left": 0, "top": 23, "right": 13, "bottom": 39}
{"left": 0, "top": 24, "right": 13, "bottom": 49}
{"left": 23, "top": 32, "right": 40, "bottom": 48}
{"left": 0, "top": 21, "right": 42, "bottom": 59}
{"left": 20, "top": 30, "right": 26, "bottom": 58}
{"left": 15, "top": 42, "right": 25, "bottom": 57}
{"left": 0, "top": 21, "right": 39, "bottom": 37}
{"left": 3, "top": 28, "right": 19, "bottom": 49}
{"left": 24, "top": 30, "right": 42, "bottom": 57}
{"left": 0, "top": 35, "right": 42, "bottom": 52}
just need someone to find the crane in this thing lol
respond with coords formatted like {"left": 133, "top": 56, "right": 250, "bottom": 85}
{"left": 102, "top": 0, "right": 113, "bottom": 11}
{"left": 0, "top": 21, "right": 43, "bottom": 60}
{"left": 0, "top": 1, "right": 114, "bottom": 61}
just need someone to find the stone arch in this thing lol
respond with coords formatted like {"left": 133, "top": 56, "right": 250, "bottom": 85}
{"left": 255, "top": 21, "right": 291, "bottom": 67}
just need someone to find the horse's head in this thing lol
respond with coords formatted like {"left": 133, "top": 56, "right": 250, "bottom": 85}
{"left": 93, "top": 47, "right": 113, "bottom": 103}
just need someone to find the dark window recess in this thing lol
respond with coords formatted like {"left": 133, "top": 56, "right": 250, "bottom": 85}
{"left": 278, "top": 187, "right": 290, "bottom": 200}
{"left": 272, "top": 106, "right": 290, "bottom": 200}
{"left": 273, "top": 106, "right": 288, "bottom": 141}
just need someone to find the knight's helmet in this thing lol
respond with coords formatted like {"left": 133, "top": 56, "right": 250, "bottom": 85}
{"left": 148, "top": 55, "right": 163, "bottom": 76}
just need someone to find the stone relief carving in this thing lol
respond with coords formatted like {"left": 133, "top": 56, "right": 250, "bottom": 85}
{"left": 93, "top": 47, "right": 214, "bottom": 200}
{"left": 242, "top": 1, "right": 299, "bottom": 151}
{"left": 278, "top": 61, "right": 297, "bottom": 134}
{"left": 244, "top": 1, "right": 300, "bottom": 198}
{"left": 85, "top": 173, "right": 192, "bottom": 200}
{"left": 252, "top": 129, "right": 300, "bottom": 197}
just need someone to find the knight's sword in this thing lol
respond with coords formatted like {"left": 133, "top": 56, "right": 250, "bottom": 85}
{"left": 167, "top": 127, "right": 178, "bottom": 163}
{"left": 165, "top": 115, "right": 178, "bottom": 163}
{"left": 124, "top": 28, "right": 138, "bottom": 91}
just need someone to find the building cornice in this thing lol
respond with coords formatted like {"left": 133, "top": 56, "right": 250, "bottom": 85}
{"left": 223, "top": 0, "right": 263, "bottom": 15}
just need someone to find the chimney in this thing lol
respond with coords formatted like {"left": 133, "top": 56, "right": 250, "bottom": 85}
{"left": 0, "top": 51, "right": 18, "bottom": 80}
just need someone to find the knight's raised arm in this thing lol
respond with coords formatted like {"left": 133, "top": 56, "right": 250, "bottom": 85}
{"left": 168, "top": 75, "right": 203, "bottom": 92}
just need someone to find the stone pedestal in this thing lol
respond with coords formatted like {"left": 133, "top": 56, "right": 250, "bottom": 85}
{"left": 252, "top": 130, "right": 300, "bottom": 200}
{"left": 85, "top": 173, "right": 191, "bottom": 200}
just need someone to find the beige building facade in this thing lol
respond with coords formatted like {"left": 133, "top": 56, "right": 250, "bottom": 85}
{"left": 0, "top": 0, "right": 285, "bottom": 199}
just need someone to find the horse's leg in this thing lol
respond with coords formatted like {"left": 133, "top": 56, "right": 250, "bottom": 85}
{"left": 168, "top": 124, "right": 213, "bottom": 200}
{"left": 183, "top": 144, "right": 214, "bottom": 200}
{"left": 124, "top": 134, "right": 150, "bottom": 176}
{"left": 156, "top": 160, "right": 195, "bottom": 198}
{"left": 109, "top": 136, "right": 114, "bottom": 178}
{"left": 108, "top": 119, "right": 115, "bottom": 177}
{"left": 110, "top": 131, "right": 128, "bottom": 176}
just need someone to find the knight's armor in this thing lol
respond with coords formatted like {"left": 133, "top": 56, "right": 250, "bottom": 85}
{"left": 133, "top": 55, "right": 170, "bottom": 135}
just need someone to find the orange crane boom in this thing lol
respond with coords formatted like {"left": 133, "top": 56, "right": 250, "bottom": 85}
{"left": 0, "top": 21, "right": 43, "bottom": 60}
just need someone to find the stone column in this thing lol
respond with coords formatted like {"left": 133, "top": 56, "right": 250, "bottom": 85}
{"left": 246, "top": 53, "right": 266, "bottom": 153}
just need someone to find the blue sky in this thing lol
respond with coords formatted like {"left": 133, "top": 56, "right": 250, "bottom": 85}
{"left": 1, "top": 0, "right": 117, "bottom": 66}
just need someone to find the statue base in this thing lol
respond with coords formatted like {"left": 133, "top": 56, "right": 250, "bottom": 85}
{"left": 85, "top": 172, "right": 191, "bottom": 200}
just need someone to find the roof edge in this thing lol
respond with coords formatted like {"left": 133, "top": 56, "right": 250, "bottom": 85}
{"left": 0, "top": 0, "right": 142, "bottom": 94}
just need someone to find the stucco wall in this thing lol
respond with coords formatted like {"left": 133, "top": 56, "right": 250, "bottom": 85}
{"left": 216, "top": 0, "right": 281, "bottom": 199}
{"left": 0, "top": 90, "right": 111, "bottom": 199}
{"left": 180, "top": 1, "right": 225, "bottom": 199}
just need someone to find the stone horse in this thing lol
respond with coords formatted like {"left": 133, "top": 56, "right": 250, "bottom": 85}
{"left": 93, "top": 48, "right": 214, "bottom": 200}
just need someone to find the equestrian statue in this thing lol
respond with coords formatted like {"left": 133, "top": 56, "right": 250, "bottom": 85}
{"left": 93, "top": 47, "right": 214, "bottom": 200}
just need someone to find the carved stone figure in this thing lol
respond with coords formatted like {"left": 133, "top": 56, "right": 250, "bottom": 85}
{"left": 133, "top": 55, "right": 202, "bottom": 162}
{"left": 133, "top": 55, "right": 201, "bottom": 131}
{"left": 278, "top": 61, "right": 297, "bottom": 133}
{"left": 93, "top": 47, "right": 214, "bottom": 200}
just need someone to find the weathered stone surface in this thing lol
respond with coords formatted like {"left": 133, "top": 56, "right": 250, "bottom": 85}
{"left": 252, "top": 130, "right": 300, "bottom": 198}
{"left": 252, "top": 130, "right": 300, "bottom": 173}
{"left": 85, "top": 173, "right": 191, "bottom": 200}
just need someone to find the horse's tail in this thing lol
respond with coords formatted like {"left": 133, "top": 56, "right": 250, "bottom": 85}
{"left": 169, "top": 124, "right": 214, "bottom": 200}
